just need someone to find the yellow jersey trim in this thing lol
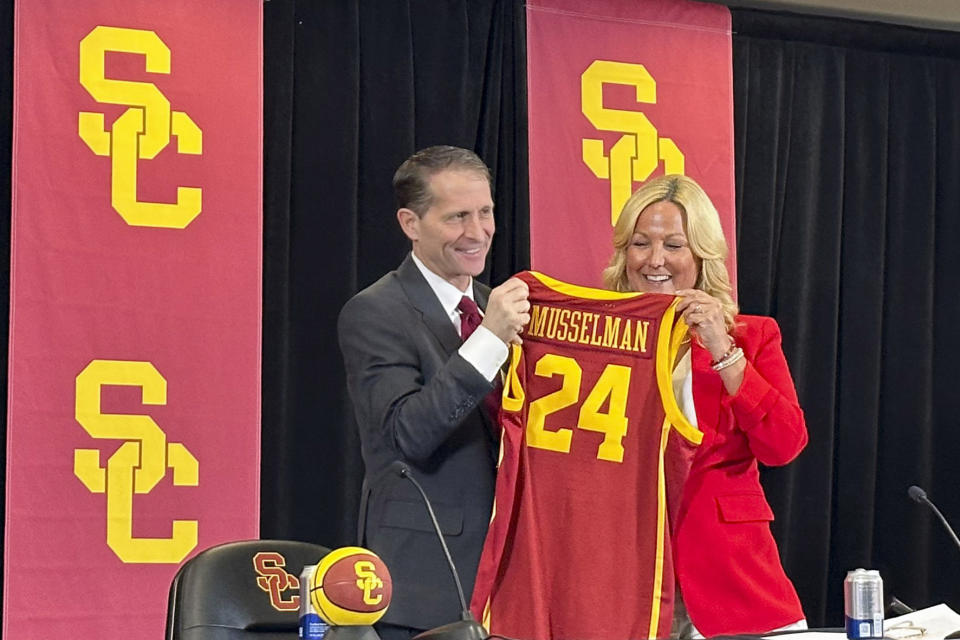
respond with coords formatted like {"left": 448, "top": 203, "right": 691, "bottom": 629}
{"left": 655, "top": 302, "right": 703, "bottom": 445}
{"left": 501, "top": 344, "right": 524, "bottom": 413}
{"left": 648, "top": 415, "right": 672, "bottom": 639}
{"left": 527, "top": 271, "right": 645, "bottom": 300}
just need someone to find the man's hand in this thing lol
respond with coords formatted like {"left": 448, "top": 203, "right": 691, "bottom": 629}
{"left": 481, "top": 278, "right": 530, "bottom": 345}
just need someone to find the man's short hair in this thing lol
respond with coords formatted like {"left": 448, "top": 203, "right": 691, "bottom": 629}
{"left": 393, "top": 145, "right": 492, "bottom": 216}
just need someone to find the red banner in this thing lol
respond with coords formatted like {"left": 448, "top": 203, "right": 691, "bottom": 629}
{"left": 4, "top": 1, "right": 262, "bottom": 638}
{"left": 527, "top": 0, "right": 736, "bottom": 291}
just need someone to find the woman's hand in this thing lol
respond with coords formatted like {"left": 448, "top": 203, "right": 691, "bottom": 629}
{"left": 675, "top": 288, "right": 744, "bottom": 393}
{"left": 675, "top": 289, "right": 732, "bottom": 361}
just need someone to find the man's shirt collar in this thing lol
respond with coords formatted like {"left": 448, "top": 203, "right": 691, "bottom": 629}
{"left": 410, "top": 252, "right": 475, "bottom": 319}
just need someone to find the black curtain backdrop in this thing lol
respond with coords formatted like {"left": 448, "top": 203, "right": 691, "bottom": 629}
{"left": 3, "top": 0, "right": 960, "bottom": 630}
{"left": 732, "top": 9, "right": 960, "bottom": 625}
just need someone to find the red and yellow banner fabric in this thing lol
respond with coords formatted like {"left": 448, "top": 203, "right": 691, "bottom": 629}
{"left": 4, "top": 1, "right": 263, "bottom": 637}
{"left": 527, "top": 0, "right": 736, "bottom": 290}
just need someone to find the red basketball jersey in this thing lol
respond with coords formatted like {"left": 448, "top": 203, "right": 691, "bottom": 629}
{"left": 470, "top": 271, "right": 703, "bottom": 640}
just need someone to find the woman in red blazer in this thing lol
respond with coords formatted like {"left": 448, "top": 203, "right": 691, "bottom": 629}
{"left": 603, "top": 175, "right": 808, "bottom": 638}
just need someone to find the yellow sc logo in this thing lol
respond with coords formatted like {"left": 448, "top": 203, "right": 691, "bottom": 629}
{"left": 581, "top": 60, "right": 685, "bottom": 225}
{"left": 355, "top": 560, "right": 385, "bottom": 605}
{"left": 73, "top": 360, "right": 199, "bottom": 563}
{"left": 78, "top": 26, "right": 202, "bottom": 229}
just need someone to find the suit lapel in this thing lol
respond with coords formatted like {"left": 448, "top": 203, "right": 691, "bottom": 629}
{"left": 396, "top": 255, "right": 462, "bottom": 355}
{"left": 473, "top": 280, "right": 490, "bottom": 312}
{"left": 396, "top": 256, "right": 500, "bottom": 452}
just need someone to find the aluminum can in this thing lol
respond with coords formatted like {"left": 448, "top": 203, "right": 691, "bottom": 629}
{"left": 844, "top": 568, "right": 883, "bottom": 639}
{"left": 300, "top": 564, "right": 329, "bottom": 639}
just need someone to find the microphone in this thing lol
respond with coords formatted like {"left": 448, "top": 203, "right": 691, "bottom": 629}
{"left": 389, "top": 461, "right": 487, "bottom": 640}
{"left": 908, "top": 485, "right": 960, "bottom": 552}
{"left": 907, "top": 485, "right": 927, "bottom": 503}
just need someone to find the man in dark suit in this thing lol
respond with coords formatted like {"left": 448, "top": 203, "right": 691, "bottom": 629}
{"left": 337, "top": 146, "right": 529, "bottom": 640}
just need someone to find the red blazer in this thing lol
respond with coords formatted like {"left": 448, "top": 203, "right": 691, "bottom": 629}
{"left": 673, "top": 315, "right": 808, "bottom": 637}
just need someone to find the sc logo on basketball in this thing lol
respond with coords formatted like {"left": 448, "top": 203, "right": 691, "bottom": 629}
{"left": 355, "top": 560, "right": 385, "bottom": 605}
{"left": 78, "top": 25, "right": 203, "bottom": 229}
{"left": 581, "top": 60, "right": 685, "bottom": 225}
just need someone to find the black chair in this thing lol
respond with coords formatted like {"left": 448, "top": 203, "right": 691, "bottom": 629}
{"left": 166, "top": 539, "right": 331, "bottom": 640}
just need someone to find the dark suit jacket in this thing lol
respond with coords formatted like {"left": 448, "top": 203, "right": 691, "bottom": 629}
{"left": 674, "top": 315, "right": 808, "bottom": 636}
{"left": 337, "top": 254, "right": 498, "bottom": 631}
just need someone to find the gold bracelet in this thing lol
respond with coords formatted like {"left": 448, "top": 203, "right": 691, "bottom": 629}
{"left": 711, "top": 346, "right": 744, "bottom": 372}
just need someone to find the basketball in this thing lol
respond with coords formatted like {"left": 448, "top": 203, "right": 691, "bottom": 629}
{"left": 309, "top": 546, "right": 392, "bottom": 626}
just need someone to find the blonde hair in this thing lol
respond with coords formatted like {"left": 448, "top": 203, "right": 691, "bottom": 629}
{"left": 602, "top": 174, "right": 739, "bottom": 330}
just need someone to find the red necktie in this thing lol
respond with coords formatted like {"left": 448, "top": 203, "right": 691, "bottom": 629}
{"left": 458, "top": 296, "right": 483, "bottom": 341}
{"left": 457, "top": 295, "right": 501, "bottom": 433}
